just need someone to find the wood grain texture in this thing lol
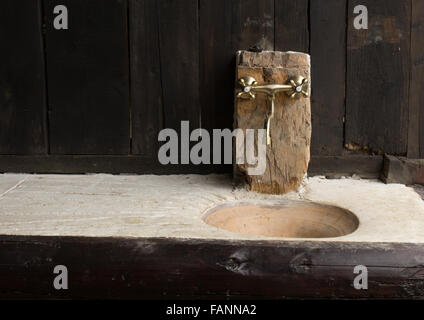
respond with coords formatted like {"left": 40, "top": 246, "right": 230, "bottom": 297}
{"left": 308, "top": 155, "right": 383, "bottom": 179}
{"left": 0, "top": 155, "right": 380, "bottom": 177}
{"left": 1, "top": 236, "right": 424, "bottom": 299}
{"left": 381, "top": 155, "right": 424, "bottom": 184}
{"left": 199, "top": 0, "right": 233, "bottom": 133}
{"left": 234, "top": 51, "right": 311, "bottom": 194}
{"left": 129, "top": 0, "right": 163, "bottom": 156}
{"left": 0, "top": 155, "right": 231, "bottom": 174}
{"left": 346, "top": 0, "right": 411, "bottom": 155}
{"left": 275, "top": 0, "right": 309, "bottom": 52}
{"left": 157, "top": 0, "right": 199, "bottom": 131}
{"left": 409, "top": 0, "right": 424, "bottom": 158}
{"left": 44, "top": 0, "right": 130, "bottom": 154}
{"left": 2, "top": 0, "right": 422, "bottom": 175}
{"left": 200, "top": 0, "right": 274, "bottom": 133}
{"left": 310, "top": 0, "right": 346, "bottom": 156}
{"left": 230, "top": 0, "right": 274, "bottom": 52}
{"left": 0, "top": 0, "right": 47, "bottom": 154}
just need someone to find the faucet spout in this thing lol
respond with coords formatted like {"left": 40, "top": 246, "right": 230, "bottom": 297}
{"left": 266, "top": 94, "right": 275, "bottom": 146}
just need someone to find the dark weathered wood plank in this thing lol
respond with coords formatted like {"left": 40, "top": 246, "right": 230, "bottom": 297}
{"left": 157, "top": 0, "right": 199, "bottom": 132}
{"left": 199, "top": 0, "right": 274, "bottom": 133}
{"left": 44, "top": 0, "right": 130, "bottom": 154}
{"left": 310, "top": 0, "right": 346, "bottom": 156}
{"left": 381, "top": 154, "right": 424, "bottom": 184}
{"left": 308, "top": 155, "right": 383, "bottom": 179}
{"left": 0, "top": 155, "right": 382, "bottom": 177}
{"left": 0, "top": 236, "right": 424, "bottom": 299}
{"left": 0, "top": 155, "right": 231, "bottom": 174}
{"left": 0, "top": 0, "right": 47, "bottom": 155}
{"left": 230, "top": 0, "right": 274, "bottom": 52}
{"left": 199, "top": 0, "right": 233, "bottom": 133}
{"left": 346, "top": 0, "right": 411, "bottom": 155}
{"left": 275, "top": 0, "right": 309, "bottom": 52}
{"left": 409, "top": 0, "right": 424, "bottom": 158}
{"left": 129, "top": 0, "right": 163, "bottom": 156}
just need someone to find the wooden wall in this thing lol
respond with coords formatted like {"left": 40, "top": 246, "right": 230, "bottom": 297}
{"left": 0, "top": 0, "right": 423, "bottom": 175}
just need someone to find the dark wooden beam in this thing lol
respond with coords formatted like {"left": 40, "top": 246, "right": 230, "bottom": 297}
{"left": 0, "top": 155, "right": 383, "bottom": 177}
{"left": 0, "top": 155, "right": 231, "bottom": 175}
{"left": 381, "top": 154, "right": 424, "bottom": 184}
{"left": 308, "top": 155, "right": 383, "bottom": 178}
{"left": 0, "top": 236, "right": 423, "bottom": 299}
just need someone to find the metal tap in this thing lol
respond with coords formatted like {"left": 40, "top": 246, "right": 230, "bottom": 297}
{"left": 237, "top": 75, "right": 309, "bottom": 145}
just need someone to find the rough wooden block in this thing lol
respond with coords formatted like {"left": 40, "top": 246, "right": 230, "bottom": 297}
{"left": 381, "top": 155, "right": 424, "bottom": 185}
{"left": 234, "top": 50, "right": 311, "bottom": 194}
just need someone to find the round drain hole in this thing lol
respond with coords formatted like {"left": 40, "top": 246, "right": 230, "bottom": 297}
{"left": 203, "top": 200, "right": 359, "bottom": 239}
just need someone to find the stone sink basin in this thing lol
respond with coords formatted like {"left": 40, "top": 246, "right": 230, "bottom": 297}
{"left": 202, "top": 200, "right": 359, "bottom": 238}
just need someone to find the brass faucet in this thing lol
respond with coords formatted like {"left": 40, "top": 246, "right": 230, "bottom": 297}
{"left": 237, "top": 76, "right": 309, "bottom": 145}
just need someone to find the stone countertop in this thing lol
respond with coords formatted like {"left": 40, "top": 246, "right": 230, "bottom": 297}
{"left": 0, "top": 173, "right": 423, "bottom": 242}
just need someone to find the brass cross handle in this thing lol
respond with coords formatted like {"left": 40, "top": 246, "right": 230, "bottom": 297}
{"left": 237, "top": 76, "right": 309, "bottom": 100}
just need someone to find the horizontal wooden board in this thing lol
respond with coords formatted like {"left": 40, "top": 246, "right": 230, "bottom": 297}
{"left": 0, "top": 155, "right": 382, "bottom": 178}
{"left": 0, "top": 155, "right": 231, "bottom": 174}
{"left": 381, "top": 155, "right": 424, "bottom": 184}
{"left": 308, "top": 155, "right": 383, "bottom": 178}
{"left": 0, "top": 236, "right": 423, "bottom": 299}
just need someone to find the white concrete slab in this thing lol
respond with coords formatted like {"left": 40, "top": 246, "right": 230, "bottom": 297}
{"left": 0, "top": 173, "right": 423, "bottom": 242}
{"left": 0, "top": 174, "right": 28, "bottom": 196}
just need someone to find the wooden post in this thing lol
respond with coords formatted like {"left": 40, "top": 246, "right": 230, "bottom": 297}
{"left": 234, "top": 50, "right": 311, "bottom": 194}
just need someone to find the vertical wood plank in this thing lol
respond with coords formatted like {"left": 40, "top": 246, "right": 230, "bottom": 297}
{"left": 157, "top": 0, "right": 199, "bottom": 132}
{"left": 200, "top": 0, "right": 274, "bottom": 133}
{"left": 310, "top": 0, "right": 346, "bottom": 156}
{"left": 346, "top": 0, "right": 411, "bottom": 155}
{"left": 199, "top": 0, "right": 232, "bottom": 133}
{"left": 409, "top": 0, "right": 424, "bottom": 158}
{"left": 44, "top": 0, "right": 130, "bottom": 155}
{"left": 275, "top": 0, "right": 309, "bottom": 52}
{"left": 0, "top": 0, "right": 47, "bottom": 154}
{"left": 129, "top": 0, "right": 163, "bottom": 156}
{"left": 231, "top": 0, "right": 275, "bottom": 52}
